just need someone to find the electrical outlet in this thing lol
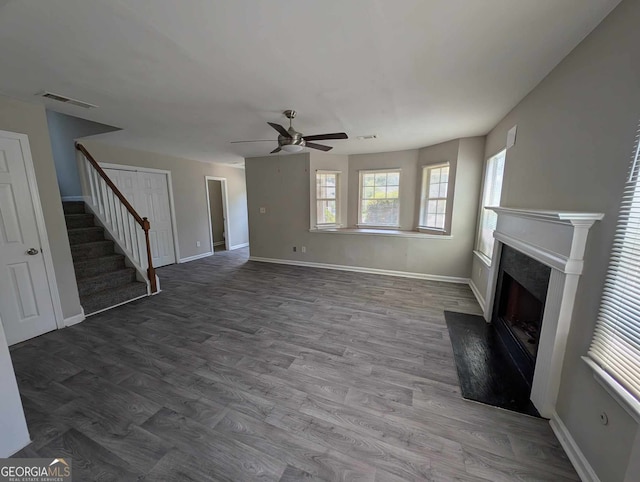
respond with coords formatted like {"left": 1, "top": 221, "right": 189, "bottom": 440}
{"left": 293, "top": 246, "right": 297, "bottom": 252}
{"left": 196, "top": 241, "right": 201, "bottom": 247}
{"left": 260, "top": 207, "right": 266, "bottom": 214}
{"left": 301, "top": 246, "right": 306, "bottom": 253}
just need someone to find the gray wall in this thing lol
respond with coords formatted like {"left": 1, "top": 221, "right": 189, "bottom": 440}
{"left": 470, "top": 0, "right": 639, "bottom": 479}
{"left": 46, "top": 110, "right": 119, "bottom": 198}
{"left": 81, "top": 140, "right": 249, "bottom": 258}
{"left": 0, "top": 96, "right": 82, "bottom": 320}
{"left": 208, "top": 180, "right": 225, "bottom": 245}
{"left": 246, "top": 137, "right": 484, "bottom": 279}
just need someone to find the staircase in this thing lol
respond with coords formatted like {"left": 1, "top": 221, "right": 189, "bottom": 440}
{"left": 64, "top": 201, "right": 148, "bottom": 315}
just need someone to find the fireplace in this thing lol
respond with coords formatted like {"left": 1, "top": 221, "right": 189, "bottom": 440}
{"left": 492, "top": 245, "right": 551, "bottom": 387}
{"left": 484, "top": 207, "right": 603, "bottom": 417}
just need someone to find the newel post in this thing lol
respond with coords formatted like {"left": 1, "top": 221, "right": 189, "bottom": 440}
{"left": 142, "top": 217, "right": 158, "bottom": 293}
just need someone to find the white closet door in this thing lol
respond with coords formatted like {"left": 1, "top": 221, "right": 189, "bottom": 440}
{"left": 102, "top": 168, "right": 176, "bottom": 268}
{"left": 135, "top": 171, "right": 176, "bottom": 267}
{"left": 0, "top": 135, "right": 57, "bottom": 345}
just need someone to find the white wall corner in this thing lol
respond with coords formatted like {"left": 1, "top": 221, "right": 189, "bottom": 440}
{"left": 550, "top": 412, "right": 601, "bottom": 482}
{"left": 468, "top": 279, "right": 487, "bottom": 316}
{"left": 63, "top": 307, "right": 85, "bottom": 327}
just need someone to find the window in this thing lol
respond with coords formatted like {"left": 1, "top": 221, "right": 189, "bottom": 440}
{"left": 587, "top": 127, "right": 640, "bottom": 405}
{"left": 419, "top": 163, "right": 449, "bottom": 231}
{"left": 358, "top": 169, "right": 400, "bottom": 227}
{"left": 477, "top": 150, "right": 506, "bottom": 259}
{"left": 316, "top": 171, "right": 339, "bottom": 226}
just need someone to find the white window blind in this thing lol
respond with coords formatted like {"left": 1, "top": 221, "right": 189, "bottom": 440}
{"left": 477, "top": 150, "right": 506, "bottom": 258}
{"left": 588, "top": 122, "right": 640, "bottom": 402}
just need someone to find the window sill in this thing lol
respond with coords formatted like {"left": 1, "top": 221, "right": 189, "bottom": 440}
{"left": 473, "top": 250, "right": 492, "bottom": 268}
{"left": 314, "top": 224, "right": 343, "bottom": 230}
{"left": 417, "top": 226, "right": 449, "bottom": 235}
{"left": 309, "top": 227, "right": 453, "bottom": 239}
{"left": 582, "top": 356, "right": 640, "bottom": 423}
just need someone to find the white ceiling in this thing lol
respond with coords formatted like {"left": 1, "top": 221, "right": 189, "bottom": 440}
{"left": 0, "top": 0, "right": 620, "bottom": 164}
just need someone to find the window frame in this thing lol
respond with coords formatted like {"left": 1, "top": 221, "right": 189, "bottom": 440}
{"left": 418, "top": 162, "right": 450, "bottom": 234}
{"left": 357, "top": 168, "right": 402, "bottom": 228}
{"left": 476, "top": 150, "right": 506, "bottom": 261}
{"left": 314, "top": 170, "right": 341, "bottom": 228}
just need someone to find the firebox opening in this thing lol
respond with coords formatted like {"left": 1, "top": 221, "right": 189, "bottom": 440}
{"left": 498, "top": 273, "right": 544, "bottom": 359}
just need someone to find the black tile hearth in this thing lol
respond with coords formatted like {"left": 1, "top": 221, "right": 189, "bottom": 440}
{"left": 444, "top": 310, "right": 540, "bottom": 418}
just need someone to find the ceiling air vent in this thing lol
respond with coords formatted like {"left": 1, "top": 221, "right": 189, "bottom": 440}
{"left": 39, "top": 91, "right": 98, "bottom": 109}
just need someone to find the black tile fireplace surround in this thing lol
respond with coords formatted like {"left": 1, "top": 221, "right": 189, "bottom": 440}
{"left": 492, "top": 245, "right": 552, "bottom": 388}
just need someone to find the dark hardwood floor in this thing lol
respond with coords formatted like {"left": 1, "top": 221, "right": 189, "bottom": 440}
{"left": 10, "top": 248, "right": 578, "bottom": 481}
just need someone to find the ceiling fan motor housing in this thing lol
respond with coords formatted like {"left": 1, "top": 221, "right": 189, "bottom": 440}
{"left": 279, "top": 131, "right": 305, "bottom": 148}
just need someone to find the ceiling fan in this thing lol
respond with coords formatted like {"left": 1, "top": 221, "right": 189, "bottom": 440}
{"left": 231, "top": 110, "right": 348, "bottom": 153}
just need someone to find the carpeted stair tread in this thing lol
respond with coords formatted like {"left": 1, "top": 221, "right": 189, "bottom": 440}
{"left": 80, "top": 281, "right": 148, "bottom": 315}
{"left": 76, "top": 267, "right": 137, "bottom": 297}
{"left": 67, "top": 226, "right": 105, "bottom": 245}
{"left": 71, "top": 239, "right": 115, "bottom": 261}
{"left": 62, "top": 202, "right": 86, "bottom": 215}
{"left": 62, "top": 201, "right": 150, "bottom": 315}
{"left": 65, "top": 213, "right": 95, "bottom": 229}
{"left": 74, "top": 253, "right": 126, "bottom": 279}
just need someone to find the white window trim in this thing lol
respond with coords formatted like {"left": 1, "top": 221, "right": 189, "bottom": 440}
{"left": 315, "top": 170, "right": 341, "bottom": 228}
{"left": 357, "top": 168, "right": 402, "bottom": 228}
{"left": 418, "top": 162, "right": 450, "bottom": 234}
{"left": 476, "top": 150, "right": 506, "bottom": 261}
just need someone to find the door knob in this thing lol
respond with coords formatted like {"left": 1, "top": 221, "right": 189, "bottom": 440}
{"left": 26, "top": 248, "right": 39, "bottom": 255}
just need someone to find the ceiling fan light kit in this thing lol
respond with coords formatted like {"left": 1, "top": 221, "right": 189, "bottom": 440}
{"left": 233, "top": 110, "right": 348, "bottom": 154}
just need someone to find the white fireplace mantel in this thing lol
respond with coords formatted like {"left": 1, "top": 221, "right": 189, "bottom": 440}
{"left": 486, "top": 207, "right": 604, "bottom": 418}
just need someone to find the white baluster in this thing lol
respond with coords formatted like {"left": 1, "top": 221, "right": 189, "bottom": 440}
{"left": 86, "top": 159, "right": 97, "bottom": 207}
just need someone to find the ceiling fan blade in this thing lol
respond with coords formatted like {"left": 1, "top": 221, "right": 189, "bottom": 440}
{"left": 268, "top": 122, "right": 292, "bottom": 138}
{"left": 230, "top": 140, "right": 274, "bottom": 144}
{"left": 303, "top": 132, "right": 348, "bottom": 142}
{"left": 270, "top": 146, "right": 282, "bottom": 154}
{"left": 305, "top": 142, "right": 333, "bottom": 152}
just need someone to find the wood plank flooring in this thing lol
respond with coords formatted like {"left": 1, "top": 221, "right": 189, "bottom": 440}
{"left": 10, "top": 248, "right": 578, "bottom": 481}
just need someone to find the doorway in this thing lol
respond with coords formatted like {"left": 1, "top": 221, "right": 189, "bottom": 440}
{"left": 102, "top": 164, "right": 179, "bottom": 267}
{"left": 0, "top": 130, "right": 63, "bottom": 345}
{"left": 206, "top": 177, "right": 230, "bottom": 252}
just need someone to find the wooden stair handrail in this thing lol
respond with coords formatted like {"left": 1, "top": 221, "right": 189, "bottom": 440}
{"left": 75, "top": 142, "right": 157, "bottom": 293}
{"left": 75, "top": 143, "right": 144, "bottom": 226}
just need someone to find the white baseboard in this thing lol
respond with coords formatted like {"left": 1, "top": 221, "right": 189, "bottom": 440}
{"left": 468, "top": 279, "right": 487, "bottom": 315}
{"left": 63, "top": 308, "right": 86, "bottom": 327}
{"left": 229, "top": 242, "right": 249, "bottom": 250}
{"left": 550, "top": 411, "right": 600, "bottom": 482}
{"left": 61, "top": 195, "right": 84, "bottom": 202}
{"left": 213, "top": 241, "right": 225, "bottom": 247}
{"left": 179, "top": 251, "right": 213, "bottom": 263}
{"left": 249, "top": 256, "right": 469, "bottom": 284}
{"left": 84, "top": 293, "right": 148, "bottom": 317}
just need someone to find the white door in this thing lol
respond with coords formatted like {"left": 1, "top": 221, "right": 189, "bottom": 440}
{"left": 0, "top": 134, "right": 57, "bottom": 345}
{"left": 136, "top": 171, "right": 176, "bottom": 267}
{"left": 103, "top": 168, "right": 176, "bottom": 267}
